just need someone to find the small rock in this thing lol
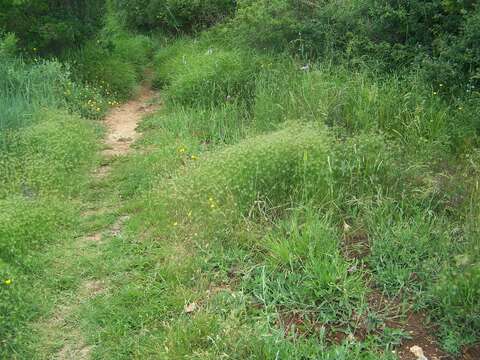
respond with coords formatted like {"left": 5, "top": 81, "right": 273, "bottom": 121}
{"left": 184, "top": 302, "right": 197, "bottom": 314}
{"left": 410, "top": 345, "right": 428, "bottom": 360}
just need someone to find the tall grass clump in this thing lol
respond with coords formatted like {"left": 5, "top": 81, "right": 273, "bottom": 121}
{"left": 67, "top": 33, "right": 154, "bottom": 100}
{"left": 155, "top": 41, "right": 260, "bottom": 107}
{"left": 0, "top": 110, "right": 99, "bottom": 198}
{"left": 0, "top": 57, "right": 67, "bottom": 133}
{"left": 251, "top": 213, "right": 366, "bottom": 317}
{"left": 252, "top": 64, "right": 477, "bottom": 158}
{"left": 155, "top": 103, "right": 248, "bottom": 144}
{"left": 113, "top": 0, "right": 236, "bottom": 34}
{"left": 141, "top": 124, "right": 332, "bottom": 236}
{"left": 152, "top": 38, "right": 193, "bottom": 87}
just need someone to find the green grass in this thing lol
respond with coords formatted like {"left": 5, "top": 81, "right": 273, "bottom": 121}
{"left": 0, "top": 58, "right": 66, "bottom": 133}
{"left": 1, "top": 10, "right": 480, "bottom": 359}
{"left": 86, "top": 38, "right": 477, "bottom": 357}
{"left": 0, "top": 29, "right": 147, "bottom": 357}
{"left": 0, "top": 107, "right": 100, "bottom": 357}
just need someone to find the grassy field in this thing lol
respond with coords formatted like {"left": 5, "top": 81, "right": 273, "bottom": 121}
{"left": 1, "top": 2, "right": 479, "bottom": 359}
{"left": 71, "top": 39, "right": 478, "bottom": 358}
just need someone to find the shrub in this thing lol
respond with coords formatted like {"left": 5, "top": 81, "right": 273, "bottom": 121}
{"left": 149, "top": 124, "right": 333, "bottom": 227}
{"left": 68, "top": 32, "right": 153, "bottom": 100}
{"left": 0, "top": 56, "right": 67, "bottom": 134}
{"left": 231, "top": 0, "right": 298, "bottom": 53}
{"left": 424, "top": 6, "right": 480, "bottom": 91}
{"left": 0, "top": 0, "right": 104, "bottom": 55}
{"left": 68, "top": 41, "right": 138, "bottom": 100}
{"left": 160, "top": 45, "right": 260, "bottom": 107}
{"left": 229, "top": 0, "right": 480, "bottom": 90}
{"left": 0, "top": 32, "right": 17, "bottom": 58}
{"left": 254, "top": 214, "right": 366, "bottom": 315}
{"left": 114, "top": 0, "right": 236, "bottom": 33}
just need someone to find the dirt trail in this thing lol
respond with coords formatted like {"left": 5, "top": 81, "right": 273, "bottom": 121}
{"left": 36, "top": 85, "right": 159, "bottom": 360}
{"left": 102, "top": 86, "right": 159, "bottom": 157}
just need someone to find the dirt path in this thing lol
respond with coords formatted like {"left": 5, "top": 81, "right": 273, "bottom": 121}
{"left": 35, "top": 85, "right": 159, "bottom": 360}
{"left": 102, "top": 86, "right": 158, "bottom": 158}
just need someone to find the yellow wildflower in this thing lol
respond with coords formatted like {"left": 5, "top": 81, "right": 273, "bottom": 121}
{"left": 4, "top": 279, "right": 12, "bottom": 285}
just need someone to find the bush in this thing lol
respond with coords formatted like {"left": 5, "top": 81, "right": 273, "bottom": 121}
{"left": 0, "top": 32, "right": 17, "bottom": 58}
{"left": 148, "top": 124, "right": 332, "bottom": 227}
{"left": 68, "top": 41, "right": 137, "bottom": 100}
{"left": 0, "top": 56, "right": 67, "bottom": 135}
{"left": 229, "top": 0, "right": 480, "bottom": 90}
{"left": 159, "top": 44, "right": 260, "bottom": 106}
{"left": 114, "top": 0, "right": 236, "bottom": 33}
{"left": 0, "top": 110, "right": 99, "bottom": 198}
{"left": 67, "top": 32, "right": 153, "bottom": 100}
{"left": 0, "top": 0, "right": 104, "bottom": 55}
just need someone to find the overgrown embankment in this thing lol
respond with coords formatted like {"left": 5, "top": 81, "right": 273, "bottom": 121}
{"left": 0, "top": 18, "right": 154, "bottom": 356}
{"left": 69, "top": 32, "right": 479, "bottom": 358}
{"left": 1, "top": 1, "right": 479, "bottom": 359}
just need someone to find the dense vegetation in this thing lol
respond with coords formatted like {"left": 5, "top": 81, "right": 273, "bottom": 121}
{"left": 0, "top": 0, "right": 104, "bottom": 55}
{"left": 0, "top": 3, "right": 153, "bottom": 355}
{"left": 1, "top": 0, "right": 479, "bottom": 358}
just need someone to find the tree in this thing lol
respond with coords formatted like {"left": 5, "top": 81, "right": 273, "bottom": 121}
{"left": 0, "top": 0, "right": 105, "bottom": 55}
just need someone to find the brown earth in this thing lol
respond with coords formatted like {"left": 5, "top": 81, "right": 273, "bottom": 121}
{"left": 102, "top": 86, "right": 159, "bottom": 158}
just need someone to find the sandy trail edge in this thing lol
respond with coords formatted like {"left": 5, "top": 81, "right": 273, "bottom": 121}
{"left": 102, "top": 86, "right": 159, "bottom": 157}
{"left": 53, "top": 86, "right": 159, "bottom": 360}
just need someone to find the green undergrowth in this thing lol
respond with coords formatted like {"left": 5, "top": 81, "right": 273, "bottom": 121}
{"left": 0, "top": 109, "right": 99, "bottom": 356}
{"left": 2, "top": 3, "right": 480, "bottom": 357}
{"left": 153, "top": 39, "right": 262, "bottom": 107}
{"left": 71, "top": 36, "right": 480, "bottom": 358}
{"left": 0, "top": 26, "right": 153, "bottom": 356}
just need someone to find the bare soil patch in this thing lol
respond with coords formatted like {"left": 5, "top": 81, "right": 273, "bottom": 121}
{"left": 102, "top": 87, "right": 159, "bottom": 158}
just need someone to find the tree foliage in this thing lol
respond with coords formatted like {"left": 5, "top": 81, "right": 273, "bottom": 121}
{"left": 113, "top": 0, "right": 236, "bottom": 33}
{"left": 0, "top": 0, "right": 105, "bottom": 54}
